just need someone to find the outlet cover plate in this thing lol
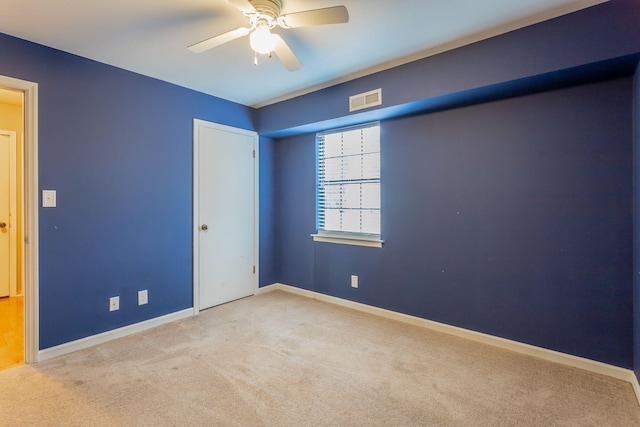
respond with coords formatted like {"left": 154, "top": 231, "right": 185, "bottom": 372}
{"left": 109, "top": 296, "right": 119, "bottom": 311}
{"left": 138, "top": 290, "right": 148, "bottom": 305}
{"left": 42, "top": 190, "right": 56, "bottom": 207}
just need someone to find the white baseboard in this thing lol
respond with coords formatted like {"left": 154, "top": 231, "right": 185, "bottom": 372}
{"left": 38, "top": 308, "right": 194, "bottom": 362}
{"left": 258, "top": 283, "right": 640, "bottom": 407}
{"left": 632, "top": 372, "right": 640, "bottom": 407}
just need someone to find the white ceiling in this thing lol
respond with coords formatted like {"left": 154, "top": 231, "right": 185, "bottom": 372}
{"left": 0, "top": 0, "right": 606, "bottom": 107}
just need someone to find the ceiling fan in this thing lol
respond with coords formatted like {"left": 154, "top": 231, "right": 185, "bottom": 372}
{"left": 188, "top": 0, "right": 349, "bottom": 71}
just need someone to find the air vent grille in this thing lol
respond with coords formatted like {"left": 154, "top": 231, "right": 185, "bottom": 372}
{"left": 349, "top": 88, "right": 382, "bottom": 112}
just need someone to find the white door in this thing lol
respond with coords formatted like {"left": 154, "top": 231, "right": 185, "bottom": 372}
{"left": 194, "top": 120, "right": 257, "bottom": 310}
{"left": 0, "top": 131, "right": 14, "bottom": 297}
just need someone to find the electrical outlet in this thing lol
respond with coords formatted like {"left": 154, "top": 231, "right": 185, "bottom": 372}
{"left": 42, "top": 190, "right": 57, "bottom": 207}
{"left": 351, "top": 275, "right": 358, "bottom": 288}
{"left": 138, "top": 289, "right": 148, "bottom": 305}
{"left": 109, "top": 296, "right": 119, "bottom": 312}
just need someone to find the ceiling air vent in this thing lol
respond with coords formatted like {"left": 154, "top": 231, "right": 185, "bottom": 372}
{"left": 349, "top": 88, "right": 382, "bottom": 112}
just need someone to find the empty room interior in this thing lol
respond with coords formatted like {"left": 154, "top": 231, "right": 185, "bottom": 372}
{"left": 2, "top": 0, "right": 640, "bottom": 424}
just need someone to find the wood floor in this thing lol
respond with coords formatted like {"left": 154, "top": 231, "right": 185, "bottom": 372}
{"left": 0, "top": 296, "right": 24, "bottom": 370}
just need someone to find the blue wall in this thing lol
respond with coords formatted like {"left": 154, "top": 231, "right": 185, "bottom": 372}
{"left": 259, "top": 136, "right": 277, "bottom": 287}
{"left": 0, "top": 33, "right": 255, "bottom": 349}
{"left": 259, "top": 0, "right": 640, "bottom": 136}
{"left": 264, "top": 0, "right": 640, "bottom": 371}
{"left": 274, "top": 79, "right": 633, "bottom": 368}
{"left": 634, "top": 62, "right": 640, "bottom": 381}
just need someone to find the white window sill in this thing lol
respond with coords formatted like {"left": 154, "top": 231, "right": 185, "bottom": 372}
{"left": 311, "top": 233, "right": 383, "bottom": 248}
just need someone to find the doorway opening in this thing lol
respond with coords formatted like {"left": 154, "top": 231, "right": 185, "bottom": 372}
{"left": 0, "top": 89, "right": 24, "bottom": 369}
{"left": 0, "top": 75, "right": 39, "bottom": 367}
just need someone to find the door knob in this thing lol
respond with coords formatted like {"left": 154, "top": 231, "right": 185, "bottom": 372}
{"left": 0, "top": 222, "right": 6, "bottom": 229}
{"left": 200, "top": 224, "right": 208, "bottom": 231}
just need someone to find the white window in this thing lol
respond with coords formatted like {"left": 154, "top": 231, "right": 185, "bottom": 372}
{"left": 313, "top": 122, "right": 382, "bottom": 247}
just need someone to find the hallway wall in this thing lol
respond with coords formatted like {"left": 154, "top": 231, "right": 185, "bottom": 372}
{"left": 0, "top": 99, "right": 23, "bottom": 295}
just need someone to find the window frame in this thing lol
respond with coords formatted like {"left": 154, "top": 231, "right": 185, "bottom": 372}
{"left": 311, "top": 122, "right": 383, "bottom": 248}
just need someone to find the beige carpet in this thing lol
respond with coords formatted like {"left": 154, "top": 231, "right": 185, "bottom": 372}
{"left": 1, "top": 290, "right": 639, "bottom": 426}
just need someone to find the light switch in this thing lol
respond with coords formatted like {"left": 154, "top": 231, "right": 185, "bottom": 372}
{"left": 42, "top": 190, "right": 56, "bottom": 207}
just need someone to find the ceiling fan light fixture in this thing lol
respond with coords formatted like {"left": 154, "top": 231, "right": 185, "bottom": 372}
{"left": 249, "top": 23, "right": 276, "bottom": 55}
{"left": 189, "top": 0, "right": 349, "bottom": 72}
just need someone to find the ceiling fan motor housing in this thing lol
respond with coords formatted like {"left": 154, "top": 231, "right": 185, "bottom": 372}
{"left": 248, "top": 0, "right": 282, "bottom": 24}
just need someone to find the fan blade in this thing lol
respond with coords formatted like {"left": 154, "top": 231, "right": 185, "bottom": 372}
{"left": 273, "top": 35, "right": 303, "bottom": 71}
{"left": 188, "top": 27, "right": 250, "bottom": 53}
{"left": 278, "top": 6, "right": 349, "bottom": 28}
{"left": 227, "top": 0, "right": 255, "bottom": 14}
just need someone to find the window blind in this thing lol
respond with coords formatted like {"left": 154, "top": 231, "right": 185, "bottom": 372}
{"left": 316, "top": 122, "right": 380, "bottom": 237}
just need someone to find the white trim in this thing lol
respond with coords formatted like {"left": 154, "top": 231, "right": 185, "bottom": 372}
{"left": 628, "top": 371, "right": 640, "bottom": 405}
{"left": 192, "top": 119, "right": 259, "bottom": 314}
{"left": 258, "top": 283, "right": 640, "bottom": 406}
{"left": 38, "top": 308, "right": 194, "bottom": 361}
{"left": 0, "top": 75, "right": 38, "bottom": 364}
{"left": 192, "top": 120, "right": 201, "bottom": 313}
{"left": 254, "top": 136, "right": 260, "bottom": 295}
{"left": 311, "top": 233, "right": 383, "bottom": 248}
{"left": 631, "top": 373, "right": 640, "bottom": 407}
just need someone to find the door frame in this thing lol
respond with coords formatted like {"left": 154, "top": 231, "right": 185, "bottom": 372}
{"left": 0, "top": 129, "right": 17, "bottom": 297}
{"left": 192, "top": 119, "right": 259, "bottom": 314}
{"left": 0, "top": 75, "right": 39, "bottom": 364}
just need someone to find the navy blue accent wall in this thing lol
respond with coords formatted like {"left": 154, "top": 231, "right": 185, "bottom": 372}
{"left": 274, "top": 78, "right": 633, "bottom": 368}
{"left": 634, "top": 63, "right": 640, "bottom": 381}
{"left": 259, "top": 136, "right": 277, "bottom": 287}
{"left": 262, "top": 0, "right": 640, "bottom": 371}
{"left": 274, "top": 134, "right": 316, "bottom": 290}
{"left": 258, "top": 0, "right": 640, "bottom": 136}
{"left": 0, "top": 33, "right": 255, "bottom": 349}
